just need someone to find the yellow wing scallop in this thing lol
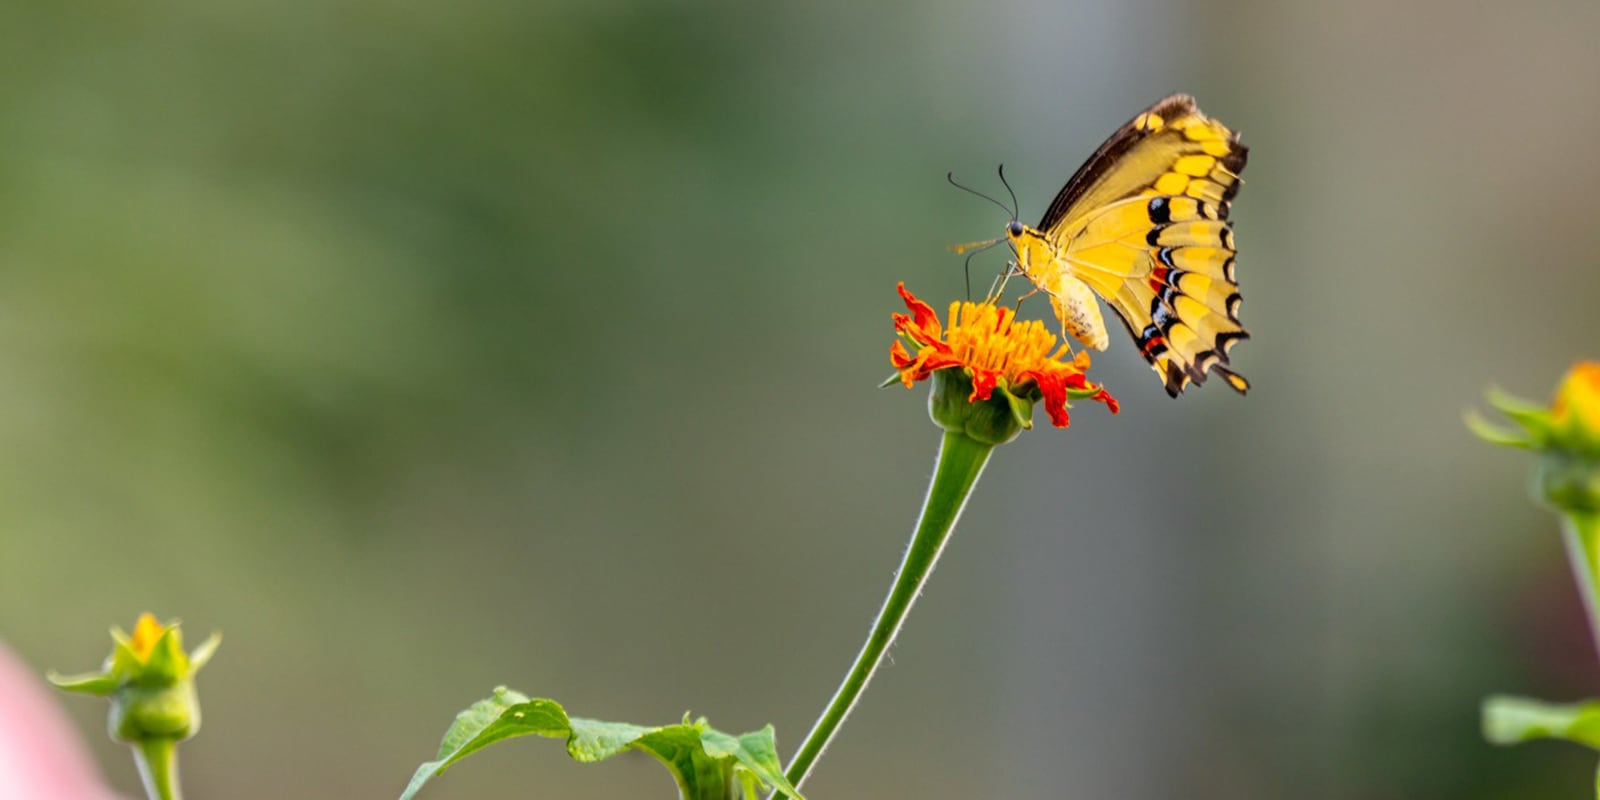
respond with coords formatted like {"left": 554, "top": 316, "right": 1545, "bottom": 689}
{"left": 1004, "top": 94, "right": 1250, "bottom": 397}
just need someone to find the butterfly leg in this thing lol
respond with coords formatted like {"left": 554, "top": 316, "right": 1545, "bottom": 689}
{"left": 1015, "top": 284, "right": 1079, "bottom": 354}
{"left": 1012, "top": 284, "right": 1040, "bottom": 312}
{"left": 988, "top": 261, "right": 1026, "bottom": 305}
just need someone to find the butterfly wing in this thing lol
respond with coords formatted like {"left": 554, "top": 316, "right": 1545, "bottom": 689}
{"left": 1040, "top": 94, "right": 1250, "bottom": 397}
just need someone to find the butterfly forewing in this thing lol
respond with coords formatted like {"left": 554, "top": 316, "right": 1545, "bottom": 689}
{"left": 1038, "top": 94, "right": 1251, "bottom": 397}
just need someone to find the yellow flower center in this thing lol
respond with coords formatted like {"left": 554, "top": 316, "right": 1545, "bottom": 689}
{"left": 129, "top": 613, "right": 166, "bottom": 662}
{"left": 942, "top": 301, "right": 1071, "bottom": 382}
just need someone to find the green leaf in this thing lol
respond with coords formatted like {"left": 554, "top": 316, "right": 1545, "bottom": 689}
{"left": 398, "top": 688, "right": 805, "bottom": 800}
{"left": 1483, "top": 695, "right": 1600, "bottom": 750}
{"left": 699, "top": 725, "right": 793, "bottom": 795}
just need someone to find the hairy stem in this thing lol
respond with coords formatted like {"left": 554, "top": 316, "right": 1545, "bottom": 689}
{"left": 778, "top": 430, "right": 994, "bottom": 795}
{"left": 1562, "top": 511, "right": 1600, "bottom": 665}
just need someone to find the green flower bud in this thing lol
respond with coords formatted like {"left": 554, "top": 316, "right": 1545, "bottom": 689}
{"left": 1535, "top": 451, "right": 1600, "bottom": 514}
{"left": 1469, "top": 362, "right": 1600, "bottom": 514}
{"left": 50, "top": 613, "right": 220, "bottom": 745}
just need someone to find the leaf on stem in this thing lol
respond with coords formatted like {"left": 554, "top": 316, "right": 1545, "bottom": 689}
{"left": 1482, "top": 695, "right": 1600, "bottom": 750}
{"left": 398, "top": 687, "right": 804, "bottom": 800}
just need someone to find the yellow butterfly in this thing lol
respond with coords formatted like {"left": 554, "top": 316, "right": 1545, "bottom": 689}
{"left": 961, "top": 94, "right": 1250, "bottom": 397}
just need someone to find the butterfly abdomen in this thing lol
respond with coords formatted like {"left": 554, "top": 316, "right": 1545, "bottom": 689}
{"left": 1047, "top": 276, "right": 1110, "bottom": 351}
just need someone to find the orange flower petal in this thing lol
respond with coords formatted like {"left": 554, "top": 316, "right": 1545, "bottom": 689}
{"left": 896, "top": 282, "right": 942, "bottom": 340}
{"left": 1092, "top": 388, "right": 1121, "bottom": 415}
{"left": 890, "top": 340, "right": 915, "bottom": 371}
{"left": 1023, "top": 370, "right": 1072, "bottom": 428}
{"left": 969, "top": 369, "right": 999, "bottom": 402}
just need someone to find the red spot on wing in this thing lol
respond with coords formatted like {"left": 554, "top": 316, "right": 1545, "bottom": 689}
{"left": 1148, "top": 266, "right": 1171, "bottom": 293}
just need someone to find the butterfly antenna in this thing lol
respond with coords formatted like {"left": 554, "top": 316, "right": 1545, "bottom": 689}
{"left": 947, "top": 171, "right": 1014, "bottom": 218}
{"left": 996, "top": 164, "right": 1019, "bottom": 221}
{"left": 964, "top": 250, "right": 972, "bottom": 299}
{"left": 953, "top": 240, "right": 1004, "bottom": 300}
{"left": 960, "top": 239, "right": 1004, "bottom": 300}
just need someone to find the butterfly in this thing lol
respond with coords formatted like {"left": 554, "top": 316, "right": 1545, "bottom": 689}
{"left": 960, "top": 94, "right": 1250, "bottom": 397}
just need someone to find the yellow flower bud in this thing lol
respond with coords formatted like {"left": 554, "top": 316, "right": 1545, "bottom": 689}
{"left": 1552, "top": 362, "right": 1600, "bottom": 444}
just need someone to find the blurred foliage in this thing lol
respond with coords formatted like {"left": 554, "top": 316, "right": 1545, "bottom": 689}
{"left": 2, "top": 0, "right": 1599, "bottom": 798}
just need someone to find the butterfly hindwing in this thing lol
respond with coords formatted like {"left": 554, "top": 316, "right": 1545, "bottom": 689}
{"left": 1039, "top": 94, "right": 1250, "bottom": 397}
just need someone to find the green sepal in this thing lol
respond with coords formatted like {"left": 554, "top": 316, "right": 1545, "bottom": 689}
{"left": 109, "top": 631, "right": 146, "bottom": 680}
{"left": 188, "top": 632, "right": 222, "bottom": 673}
{"left": 398, "top": 688, "right": 804, "bottom": 800}
{"left": 1064, "top": 383, "right": 1108, "bottom": 401}
{"left": 138, "top": 628, "right": 191, "bottom": 686}
{"left": 1482, "top": 695, "right": 1600, "bottom": 750}
{"left": 1470, "top": 387, "right": 1556, "bottom": 448}
{"left": 928, "top": 369, "right": 1026, "bottom": 446}
{"left": 1472, "top": 385, "right": 1600, "bottom": 456}
{"left": 996, "top": 384, "right": 1036, "bottom": 432}
{"left": 1489, "top": 386, "right": 1557, "bottom": 429}
{"left": 1465, "top": 409, "right": 1532, "bottom": 448}
{"left": 46, "top": 670, "right": 119, "bottom": 695}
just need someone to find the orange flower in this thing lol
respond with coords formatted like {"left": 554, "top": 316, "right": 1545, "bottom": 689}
{"left": 890, "top": 283, "right": 1118, "bottom": 429}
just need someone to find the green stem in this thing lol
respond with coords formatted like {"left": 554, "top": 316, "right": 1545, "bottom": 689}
{"left": 132, "top": 738, "right": 182, "bottom": 800}
{"left": 777, "top": 430, "right": 995, "bottom": 796}
{"left": 1562, "top": 511, "right": 1600, "bottom": 666}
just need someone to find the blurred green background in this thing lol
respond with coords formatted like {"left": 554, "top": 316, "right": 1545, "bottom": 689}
{"left": 4, "top": 0, "right": 1599, "bottom": 797}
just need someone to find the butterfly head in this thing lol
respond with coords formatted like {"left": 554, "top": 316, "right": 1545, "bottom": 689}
{"left": 1005, "top": 220, "right": 1025, "bottom": 240}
